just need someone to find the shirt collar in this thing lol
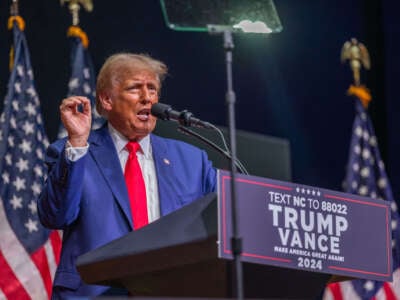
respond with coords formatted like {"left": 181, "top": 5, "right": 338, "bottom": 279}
{"left": 107, "top": 123, "right": 151, "bottom": 158}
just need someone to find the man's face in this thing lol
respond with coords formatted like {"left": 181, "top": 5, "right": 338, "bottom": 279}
{"left": 105, "top": 70, "right": 160, "bottom": 140}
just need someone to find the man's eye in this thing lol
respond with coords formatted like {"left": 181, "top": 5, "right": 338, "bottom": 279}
{"left": 128, "top": 85, "right": 140, "bottom": 91}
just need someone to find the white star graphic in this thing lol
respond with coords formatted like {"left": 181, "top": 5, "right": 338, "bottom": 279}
{"left": 392, "top": 220, "right": 397, "bottom": 230}
{"left": 364, "top": 280, "right": 375, "bottom": 291}
{"left": 26, "top": 86, "right": 36, "bottom": 97}
{"left": 5, "top": 154, "right": 12, "bottom": 165}
{"left": 36, "top": 148, "right": 44, "bottom": 160}
{"left": 354, "top": 145, "right": 361, "bottom": 155}
{"left": 12, "top": 100, "right": 19, "bottom": 111}
{"left": 363, "top": 130, "right": 369, "bottom": 141}
{"left": 69, "top": 78, "right": 79, "bottom": 89}
{"left": 28, "top": 200, "right": 37, "bottom": 214}
{"left": 369, "top": 136, "right": 377, "bottom": 146}
{"left": 351, "top": 181, "right": 358, "bottom": 189}
{"left": 25, "top": 218, "right": 38, "bottom": 233}
{"left": 10, "top": 195, "right": 23, "bottom": 210}
{"left": 83, "top": 83, "right": 91, "bottom": 94}
{"left": 19, "top": 139, "right": 32, "bottom": 154}
{"left": 83, "top": 68, "right": 90, "bottom": 79}
{"left": 378, "top": 178, "right": 387, "bottom": 189}
{"left": 27, "top": 69, "right": 33, "bottom": 80}
{"left": 31, "top": 182, "right": 42, "bottom": 196}
{"left": 8, "top": 136, "right": 15, "bottom": 147}
{"left": 362, "top": 148, "right": 371, "bottom": 159}
{"left": 36, "top": 115, "right": 43, "bottom": 125}
{"left": 360, "top": 167, "right": 370, "bottom": 178}
{"left": 22, "top": 121, "right": 34, "bottom": 135}
{"left": 16, "top": 64, "right": 24, "bottom": 76}
{"left": 2, "top": 172, "right": 10, "bottom": 184}
{"left": 360, "top": 112, "right": 367, "bottom": 120}
{"left": 34, "top": 165, "right": 43, "bottom": 177}
{"left": 13, "top": 176, "right": 26, "bottom": 191}
{"left": 10, "top": 116, "right": 17, "bottom": 129}
{"left": 16, "top": 158, "right": 29, "bottom": 173}
{"left": 14, "top": 82, "right": 21, "bottom": 93}
{"left": 355, "top": 126, "right": 363, "bottom": 137}
{"left": 24, "top": 102, "right": 37, "bottom": 116}
{"left": 358, "top": 185, "right": 368, "bottom": 196}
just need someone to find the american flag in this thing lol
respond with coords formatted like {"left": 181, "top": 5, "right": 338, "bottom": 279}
{"left": 0, "top": 20, "right": 61, "bottom": 299}
{"left": 323, "top": 99, "right": 400, "bottom": 300}
{"left": 58, "top": 28, "right": 104, "bottom": 138}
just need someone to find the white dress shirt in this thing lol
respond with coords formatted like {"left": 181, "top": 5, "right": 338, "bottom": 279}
{"left": 65, "top": 124, "right": 160, "bottom": 223}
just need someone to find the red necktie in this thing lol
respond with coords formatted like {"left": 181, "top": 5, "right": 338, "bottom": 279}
{"left": 124, "top": 141, "right": 148, "bottom": 229}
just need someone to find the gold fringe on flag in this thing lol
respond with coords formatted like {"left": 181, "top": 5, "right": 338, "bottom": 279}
{"left": 7, "top": 15, "right": 25, "bottom": 31}
{"left": 347, "top": 85, "right": 372, "bottom": 109}
{"left": 7, "top": 16, "right": 25, "bottom": 71}
{"left": 67, "top": 25, "right": 89, "bottom": 48}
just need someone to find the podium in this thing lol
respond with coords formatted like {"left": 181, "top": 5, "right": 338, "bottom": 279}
{"left": 76, "top": 171, "right": 392, "bottom": 299}
{"left": 77, "top": 193, "right": 328, "bottom": 299}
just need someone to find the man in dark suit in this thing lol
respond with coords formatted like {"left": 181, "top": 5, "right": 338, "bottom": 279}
{"left": 37, "top": 53, "right": 217, "bottom": 298}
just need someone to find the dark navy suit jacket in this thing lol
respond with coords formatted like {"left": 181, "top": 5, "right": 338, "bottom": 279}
{"left": 37, "top": 125, "right": 216, "bottom": 298}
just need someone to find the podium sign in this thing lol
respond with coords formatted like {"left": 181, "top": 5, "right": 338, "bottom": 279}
{"left": 218, "top": 170, "right": 392, "bottom": 281}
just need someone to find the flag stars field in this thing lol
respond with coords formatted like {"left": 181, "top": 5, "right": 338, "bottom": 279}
{"left": 12, "top": 176, "right": 26, "bottom": 191}
{"left": 2, "top": 173, "right": 10, "bottom": 184}
{"left": 19, "top": 139, "right": 32, "bottom": 153}
{"left": 10, "top": 195, "right": 23, "bottom": 210}
{"left": 24, "top": 219, "right": 38, "bottom": 233}
{"left": 28, "top": 200, "right": 37, "bottom": 214}
{"left": 31, "top": 182, "right": 41, "bottom": 196}
{"left": 16, "top": 158, "right": 29, "bottom": 173}
{"left": 22, "top": 121, "right": 35, "bottom": 135}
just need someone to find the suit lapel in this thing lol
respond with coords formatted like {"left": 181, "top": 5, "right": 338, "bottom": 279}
{"left": 89, "top": 126, "right": 133, "bottom": 229}
{"left": 151, "top": 134, "right": 180, "bottom": 216}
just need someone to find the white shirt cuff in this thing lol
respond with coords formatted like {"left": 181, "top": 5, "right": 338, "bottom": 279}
{"left": 65, "top": 140, "right": 89, "bottom": 162}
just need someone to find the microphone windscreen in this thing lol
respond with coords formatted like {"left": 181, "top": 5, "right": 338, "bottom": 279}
{"left": 151, "top": 103, "right": 171, "bottom": 120}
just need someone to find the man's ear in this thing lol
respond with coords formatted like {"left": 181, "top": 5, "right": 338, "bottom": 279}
{"left": 97, "top": 92, "right": 113, "bottom": 112}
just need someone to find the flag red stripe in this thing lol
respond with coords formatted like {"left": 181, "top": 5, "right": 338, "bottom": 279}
{"left": 383, "top": 282, "right": 397, "bottom": 300}
{"left": 31, "top": 246, "right": 52, "bottom": 299}
{"left": 0, "top": 251, "right": 31, "bottom": 300}
{"left": 50, "top": 230, "right": 62, "bottom": 264}
{"left": 328, "top": 283, "right": 344, "bottom": 300}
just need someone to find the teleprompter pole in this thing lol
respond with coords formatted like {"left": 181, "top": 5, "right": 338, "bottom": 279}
{"left": 223, "top": 29, "right": 244, "bottom": 300}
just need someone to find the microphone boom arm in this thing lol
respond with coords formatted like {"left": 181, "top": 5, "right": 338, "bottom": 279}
{"left": 177, "top": 125, "right": 248, "bottom": 175}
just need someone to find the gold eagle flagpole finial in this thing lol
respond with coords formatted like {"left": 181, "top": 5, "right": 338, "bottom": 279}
{"left": 341, "top": 38, "right": 372, "bottom": 108}
{"left": 60, "top": 0, "right": 93, "bottom": 26}
{"left": 341, "top": 38, "right": 371, "bottom": 86}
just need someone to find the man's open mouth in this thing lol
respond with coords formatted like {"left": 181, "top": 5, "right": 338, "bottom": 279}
{"left": 137, "top": 108, "right": 150, "bottom": 121}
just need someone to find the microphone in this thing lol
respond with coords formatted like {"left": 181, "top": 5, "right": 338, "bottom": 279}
{"left": 151, "top": 103, "right": 213, "bottom": 129}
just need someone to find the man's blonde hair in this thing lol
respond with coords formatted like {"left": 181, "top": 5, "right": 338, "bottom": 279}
{"left": 95, "top": 53, "right": 168, "bottom": 116}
